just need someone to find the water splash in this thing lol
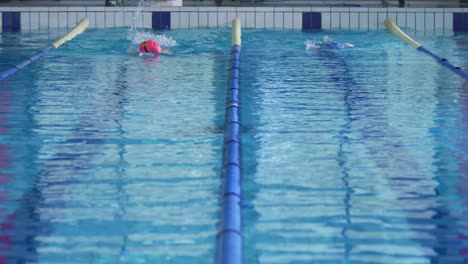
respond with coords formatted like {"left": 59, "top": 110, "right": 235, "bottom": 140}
{"left": 126, "top": 0, "right": 143, "bottom": 43}
{"left": 305, "top": 40, "right": 320, "bottom": 50}
{"left": 128, "top": 30, "right": 177, "bottom": 48}
{"left": 126, "top": 0, "right": 177, "bottom": 48}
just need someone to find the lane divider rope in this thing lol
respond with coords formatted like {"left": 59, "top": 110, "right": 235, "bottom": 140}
{"left": 0, "top": 18, "right": 90, "bottom": 80}
{"left": 385, "top": 18, "right": 467, "bottom": 80}
{"left": 216, "top": 17, "right": 243, "bottom": 264}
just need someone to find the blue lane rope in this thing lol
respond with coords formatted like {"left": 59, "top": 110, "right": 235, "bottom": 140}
{"left": 0, "top": 18, "right": 89, "bottom": 80}
{"left": 385, "top": 18, "right": 467, "bottom": 80}
{"left": 416, "top": 46, "right": 468, "bottom": 79}
{"left": 0, "top": 46, "right": 55, "bottom": 80}
{"left": 217, "top": 43, "right": 242, "bottom": 264}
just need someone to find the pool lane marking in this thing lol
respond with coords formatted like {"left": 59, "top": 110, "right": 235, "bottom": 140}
{"left": 385, "top": 18, "right": 468, "bottom": 80}
{"left": 216, "top": 17, "right": 243, "bottom": 264}
{"left": 0, "top": 18, "right": 89, "bottom": 80}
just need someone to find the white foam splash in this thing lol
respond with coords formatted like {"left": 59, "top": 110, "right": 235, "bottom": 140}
{"left": 305, "top": 40, "right": 320, "bottom": 50}
{"left": 128, "top": 31, "right": 177, "bottom": 48}
{"left": 126, "top": 0, "right": 177, "bottom": 48}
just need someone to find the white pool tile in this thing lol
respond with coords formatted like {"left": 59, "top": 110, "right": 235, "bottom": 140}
{"left": 3, "top": 7, "right": 464, "bottom": 33}
{"left": 189, "top": 12, "right": 198, "bottom": 28}
{"left": 368, "top": 12, "right": 378, "bottom": 30}
{"left": 208, "top": 12, "right": 217, "bottom": 28}
{"left": 358, "top": 12, "right": 368, "bottom": 30}
{"left": 425, "top": 12, "right": 434, "bottom": 32}
{"left": 171, "top": 12, "right": 180, "bottom": 29}
{"left": 255, "top": 12, "right": 265, "bottom": 29}
{"left": 86, "top": 7, "right": 105, "bottom": 12}
{"left": 95, "top": 12, "right": 105, "bottom": 28}
{"left": 333, "top": 7, "right": 350, "bottom": 13}
{"left": 255, "top": 7, "right": 273, "bottom": 12}
{"left": 377, "top": 12, "right": 388, "bottom": 30}
{"left": 397, "top": 12, "right": 406, "bottom": 27}
{"left": 330, "top": 12, "right": 340, "bottom": 29}
{"left": 274, "top": 11, "right": 283, "bottom": 28}
{"left": 32, "top": 7, "right": 48, "bottom": 12}
{"left": 321, "top": 12, "right": 331, "bottom": 30}
{"left": 39, "top": 11, "right": 49, "bottom": 28}
{"left": 104, "top": 12, "right": 115, "bottom": 28}
{"left": 311, "top": 7, "right": 330, "bottom": 12}
{"left": 340, "top": 12, "right": 350, "bottom": 30}
{"left": 217, "top": 11, "right": 227, "bottom": 28}
{"left": 265, "top": 12, "right": 274, "bottom": 28}
{"left": 183, "top": 7, "right": 199, "bottom": 12}
{"left": 274, "top": 7, "right": 293, "bottom": 12}
{"left": 142, "top": 12, "right": 151, "bottom": 28}
{"left": 425, "top": 8, "right": 442, "bottom": 13}
{"left": 124, "top": 11, "right": 134, "bottom": 28}
{"left": 236, "top": 7, "right": 251, "bottom": 12}
{"left": 293, "top": 12, "right": 302, "bottom": 29}
{"left": 369, "top": 7, "right": 387, "bottom": 12}
{"left": 179, "top": 11, "right": 189, "bottom": 28}
{"left": 30, "top": 12, "right": 39, "bottom": 29}
{"left": 219, "top": 7, "right": 236, "bottom": 12}
{"left": 49, "top": 12, "right": 59, "bottom": 28}
{"left": 349, "top": 12, "right": 359, "bottom": 29}
{"left": 415, "top": 13, "right": 425, "bottom": 32}
{"left": 406, "top": 12, "right": 416, "bottom": 30}
{"left": 20, "top": 11, "right": 30, "bottom": 29}
{"left": 434, "top": 13, "right": 443, "bottom": 29}
{"left": 283, "top": 12, "right": 293, "bottom": 29}
{"left": 58, "top": 12, "right": 67, "bottom": 28}
{"left": 114, "top": 12, "right": 124, "bottom": 27}
{"left": 294, "top": 7, "right": 311, "bottom": 12}
{"left": 48, "top": 7, "right": 67, "bottom": 12}
{"left": 135, "top": 13, "right": 143, "bottom": 28}
{"left": 443, "top": 8, "right": 460, "bottom": 13}
{"left": 246, "top": 12, "right": 255, "bottom": 28}
{"left": 67, "top": 7, "right": 86, "bottom": 12}
{"left": 443, "top": 13, "right": 453, "bottom": 36}
{"left": 199, "top": 12, "right": 208, "bottom": 27}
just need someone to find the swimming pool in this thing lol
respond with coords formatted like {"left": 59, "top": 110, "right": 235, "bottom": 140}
{"left": 0, "top": 27, "right": 231, "bottom": 263}
{"left": 0, "top": 26, "right": 467, "bottom": 263}
{"left": 241, "top": 30, "right": 468, "bottom": 263}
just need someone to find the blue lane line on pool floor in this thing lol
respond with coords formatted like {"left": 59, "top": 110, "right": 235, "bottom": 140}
{"left": 217, "top": 44, "right": 243, "bottom": 264}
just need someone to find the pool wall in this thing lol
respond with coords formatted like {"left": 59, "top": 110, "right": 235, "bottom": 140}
{"left": 0, "top": 7, "right": 467, "bottom": 34}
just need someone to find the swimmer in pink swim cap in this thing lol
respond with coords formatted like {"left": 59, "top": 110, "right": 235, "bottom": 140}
{"left": 139, "top": 40, "right": 170, "bottom": 54}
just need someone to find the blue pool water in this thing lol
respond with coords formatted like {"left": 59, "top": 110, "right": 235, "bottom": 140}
{"left": 0, "top": 27, "right": 231, "bottom": 263}
{"left": 0, "top": 26, "right": 467, "bottom": 263}
{"left": 241, "top": 30, "right": 468, "bottom": 263}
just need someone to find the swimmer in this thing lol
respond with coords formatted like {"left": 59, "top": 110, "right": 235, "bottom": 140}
{"left": 305, "top": 36, "right": 354, "bottom": 50}
{"left": 139, "top": 39, "right": 171, "bottom": 55}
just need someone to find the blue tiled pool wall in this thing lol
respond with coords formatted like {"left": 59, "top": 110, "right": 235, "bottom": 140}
{"left": 0, "top": 7, "right": 467, "bottom": 33}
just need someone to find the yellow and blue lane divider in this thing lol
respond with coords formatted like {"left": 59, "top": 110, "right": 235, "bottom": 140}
{"left": 217, "top": 18, "right": 242, "bottom": 264}
{"left": 385, "top": 18, "right": 467, "bottom": 80}
{"left": 0, "top": 18, "right": 89, "bottom": 80}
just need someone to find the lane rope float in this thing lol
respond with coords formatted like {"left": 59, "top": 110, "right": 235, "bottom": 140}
{"left": 0, "top": 18, "right": 90, "bottom": 80}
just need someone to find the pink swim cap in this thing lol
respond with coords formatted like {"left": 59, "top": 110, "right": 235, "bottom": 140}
{"left": 139, "top": 40, "right": 162, "bottom": 54}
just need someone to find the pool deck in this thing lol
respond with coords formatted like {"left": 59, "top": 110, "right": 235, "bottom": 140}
{"left": 0, "top": 0, "right": 466, "bottom": 32}
{"left": 0, "top": 0, "right": 463, "bottom": 7}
